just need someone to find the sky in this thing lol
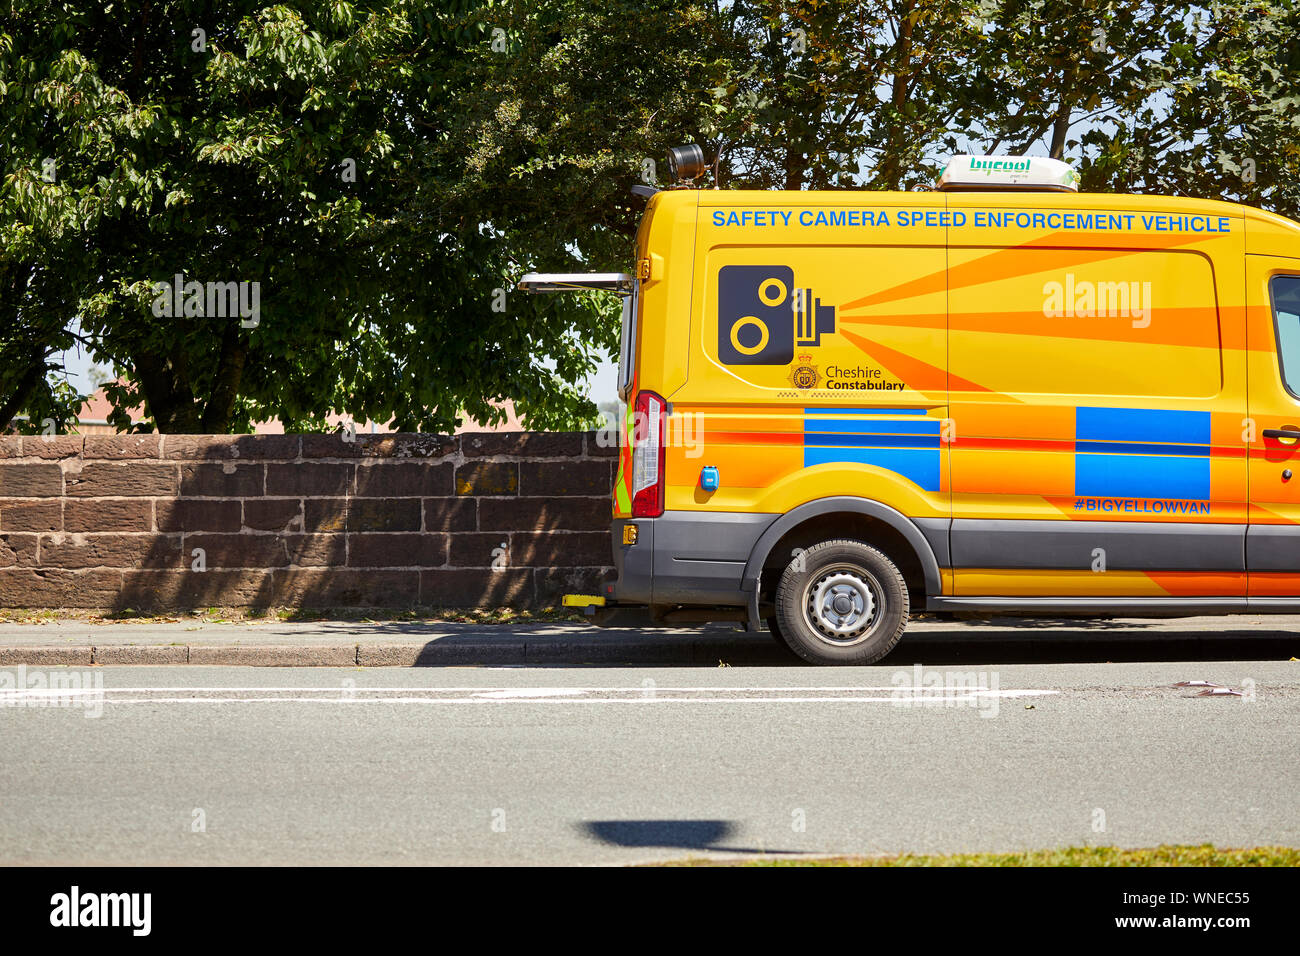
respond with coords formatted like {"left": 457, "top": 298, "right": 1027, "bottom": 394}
{"left": 52, "top": 342, "right": 101, "bottom": 394}
{"left": 587, "top": 355, "right": 619, "bottom": 407}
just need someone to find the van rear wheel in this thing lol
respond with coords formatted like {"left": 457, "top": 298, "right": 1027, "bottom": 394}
{"left": 774, "top": 539, "right": 908, "bottom": 665}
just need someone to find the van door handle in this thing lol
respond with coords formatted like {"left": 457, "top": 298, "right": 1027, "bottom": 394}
{"left": 1263, "top": 428, "right": 1300, "bottom": 441}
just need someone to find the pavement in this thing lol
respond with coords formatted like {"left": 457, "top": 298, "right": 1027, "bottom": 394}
{"left": 0, "top": 614, "right": 1299, "bottom": 666}
{"left": 1, "top": 660, "right": 1296, "bottom": 865}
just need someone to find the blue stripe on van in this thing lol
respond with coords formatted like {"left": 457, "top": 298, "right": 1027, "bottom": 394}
{"left": 1075, "top": 440, "right": 1208, "bottom": 457}
{"left": 1076, "top": 407, "right": 1211, "bottom": 446}
{"left": 804, "top": 407, "right": 927, "bottom": 415}
{"left": 804, "top": 446, "right": 941, "bottom": 491}
{"left": 805, "top": 433, "right": 942, "bottom": 449}
{"left": 1075, "top": 454, "right": 1211, "bottom": 500}
{"left": 1073, "top": 407, "right": 1212, "bottom": 500}
{"left": 805, "top": 418, "right": 941, "bottom": 435}
{"left": 801, "top": 409, "right": 943, "bottom": 491}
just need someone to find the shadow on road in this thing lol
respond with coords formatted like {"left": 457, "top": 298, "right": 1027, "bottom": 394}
{"left": 880, "top": 634, "right": 1300, "bottom": 665}
{"left": 444, "top": 616, "right": 1300, "bottom": 671}
{"left": 581, "top": 820, "right": 801, "bottom": 856}
{"left": 384, "top": 629, "right": 1300, "bottom": 667}
{"left": 106, "top": 614, "right": 1297, "bottom": 667}
{"left": 882, "top": 615, "right": 1300, "bottom": 664}
{"left": 396, "top": 615, "right": 1300, "bottom": 667}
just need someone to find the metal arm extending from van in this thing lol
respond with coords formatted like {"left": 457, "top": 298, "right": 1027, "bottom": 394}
{"left": 516, "top": 273, "right": 634, "bottom": 294}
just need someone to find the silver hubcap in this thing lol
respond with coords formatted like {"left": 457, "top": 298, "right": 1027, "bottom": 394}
{"left": 804, "top": 568, "right": 877, "bottom": 645}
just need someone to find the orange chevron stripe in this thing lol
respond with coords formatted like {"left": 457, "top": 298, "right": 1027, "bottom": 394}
{"left": 839, "top": 231, "right": 1212, "bottom": 311}
{"left": 1248, "top": 573, "right": 1300, "bottom": 596}
{"left": 1247, "top": 502, "right": 1300, "bottom": 524}
{"left": 839, "top": 305, "right": 1222, "bottom": 349}
{"left": 839, "top": 311, "right": 946, "bottom": 330}
{"left": 702, "top": 430, "right": 803, "bottom": 445}
{"left": 1145, "top": 571, "right": 1247, "bottom": 596}
{"left": 839, "top": 328, "right": 991, "bottom": 394}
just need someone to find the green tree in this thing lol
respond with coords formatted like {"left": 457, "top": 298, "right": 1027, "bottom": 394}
{"left": 0, "top": 16, "right": 103, "bottom": 434}
{"left": 954, "top": 1, "right": 1300, "bottom": 217}
{"left": 707, "top": 0, "right": 980, "bottom": 191}
{"left": 1, "top": 0, "right": 725, "bottom": 434}
{"left": 1091, "top": 0, "right": 1300, "bottom": 217}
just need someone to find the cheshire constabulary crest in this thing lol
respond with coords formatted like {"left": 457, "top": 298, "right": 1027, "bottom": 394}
{"left": 788, "top": 353, "right": 820, "bottom": 389}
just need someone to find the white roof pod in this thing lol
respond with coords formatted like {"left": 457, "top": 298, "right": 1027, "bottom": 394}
{"left": 937, "top": 155, "right": 1080, "bottom": 192}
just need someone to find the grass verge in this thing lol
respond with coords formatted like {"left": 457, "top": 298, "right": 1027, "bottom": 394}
{"left": 665, "top": 845, "right": 1300, "bottom": 867}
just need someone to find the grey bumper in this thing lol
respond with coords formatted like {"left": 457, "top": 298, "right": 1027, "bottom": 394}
{"left": 611, "top": 511, "right": 779, "bottom": 606}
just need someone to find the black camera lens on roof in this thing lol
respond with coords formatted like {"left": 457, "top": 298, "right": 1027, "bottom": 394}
{"left": 667, "top": 144, "right": 707, "bottom": 185}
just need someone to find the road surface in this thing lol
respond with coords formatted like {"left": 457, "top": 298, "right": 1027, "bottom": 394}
{"left": 2, "top": 652, "right": 1296, "bottom": 864}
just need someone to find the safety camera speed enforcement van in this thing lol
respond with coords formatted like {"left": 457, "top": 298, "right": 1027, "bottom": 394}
{"left": 521, "top": 149, "right": 1300, "bottom": 665}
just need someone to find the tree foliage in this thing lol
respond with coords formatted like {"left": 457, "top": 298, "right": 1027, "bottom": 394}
{"left": 1, "top": 0, "right": 714, "bottom": 433}
{"left": 707, "top": 0, "right": 1300, "bottom": 205}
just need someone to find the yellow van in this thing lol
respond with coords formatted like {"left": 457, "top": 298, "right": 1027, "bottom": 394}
{"left": 526, "top": 153, "right": 1300, "bottom": 664}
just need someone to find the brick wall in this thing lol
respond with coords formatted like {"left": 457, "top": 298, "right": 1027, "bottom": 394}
{"left": 0, "top": 432, "right": 616, "bottom": 610}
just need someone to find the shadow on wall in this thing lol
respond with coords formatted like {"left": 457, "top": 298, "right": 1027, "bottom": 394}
{"left": 118, "top": 431, "right": 616, "bottom": 613}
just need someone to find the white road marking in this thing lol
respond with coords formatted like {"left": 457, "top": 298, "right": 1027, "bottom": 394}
{"left": 0, "top": 685, "right": 1037, "bottom": 694}
{"left": 0, "top": 685, "right": 1058, "bottom": 705}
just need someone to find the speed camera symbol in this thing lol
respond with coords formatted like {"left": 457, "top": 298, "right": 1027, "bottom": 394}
{"left": 717, "top": 265, "right": 836, "bottom": 366}
{"left": 718, "top": 265, "right": 796, "bottom": 365}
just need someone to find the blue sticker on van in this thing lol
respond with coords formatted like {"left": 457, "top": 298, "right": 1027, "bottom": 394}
{"left": 803, "top": 409, "right": 941, "bottom": 491}
{"left": 1074, "top": 407, "right": 1211, "bottom": 500}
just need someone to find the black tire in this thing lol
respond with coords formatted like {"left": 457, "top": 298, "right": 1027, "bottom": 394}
{"left": 773, "top": 539, "right": 909, "bottom": 665}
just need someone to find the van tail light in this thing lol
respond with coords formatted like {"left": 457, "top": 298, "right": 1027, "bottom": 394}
{"left": 631, "top": 390, "right": 666, "bottom": 517}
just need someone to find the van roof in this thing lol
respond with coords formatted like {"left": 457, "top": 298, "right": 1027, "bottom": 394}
{"left": 691, "top": 188, "right": 1242, "bottom": 215}
{"left": 675, "top": 188, "right": 1300, "bottom": 245}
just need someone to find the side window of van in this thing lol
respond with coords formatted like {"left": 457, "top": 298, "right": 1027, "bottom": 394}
{"left": 1271, "top": 275, "right": 1300, "bottom": 398}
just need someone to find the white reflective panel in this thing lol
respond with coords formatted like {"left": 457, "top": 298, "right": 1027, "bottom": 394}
{"left": 516, "top": 272, "right": 634, "bottom": 292}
